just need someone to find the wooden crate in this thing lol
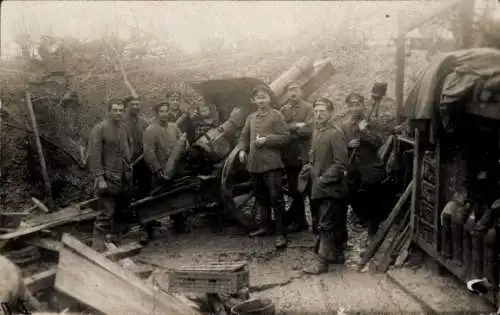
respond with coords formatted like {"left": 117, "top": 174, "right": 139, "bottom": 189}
{"left": 168, "top": 261, "right": 249, "bottom": 294}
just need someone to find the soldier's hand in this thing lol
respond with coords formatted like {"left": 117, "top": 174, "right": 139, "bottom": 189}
{"left": 255, "top": 136, "right": 267, "bottom": 147}
{"left": 96, "top": 176, "right": 108, "bottom": 194}
{"left": 238, "top": 150, "right": 247, "bottom": 164}
{"left": 295, "top": 122, "right": 306, "bottom": 128}
{"left": 358, "top": 119, "right": 368, "bottom": 131}
{"left": 348, "top": 139, "right": 360, "bottom": 148}
{"left": 180, "top": 133, "right": 187, "bottom": 141}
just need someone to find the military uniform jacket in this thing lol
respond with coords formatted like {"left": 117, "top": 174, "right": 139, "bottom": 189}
{"left": 168, "top": 109, "right": 184, "bottom": 122}
{"left": 238, "top": 108, "right": 289, "bottom": 174}
{"left": 342, "top": 121, "right": 386, "bottom": 186}
{"left": 123, "top": 114, "right": 148, "bottom": 160}
{"left": 280, "top": 99, "right": 313, "bottom": 167}
{"left": 143, "top": 120, "right": 182, "bottom": 174}
{"left": 87, "top": 119, "right": 132, "bottom": 189}
{"left": 309, "top": 123, "right": 349, "bottom": 200}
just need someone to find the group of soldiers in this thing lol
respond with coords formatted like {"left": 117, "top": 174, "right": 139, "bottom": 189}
{"left": 87, "top": 91, "right": 194, "bottom": 250}
{"left": 86, "top": 80, "right": 392, "bottom": 275}
{"left": 237, "top": 82, "right": 392, "bottom": 274}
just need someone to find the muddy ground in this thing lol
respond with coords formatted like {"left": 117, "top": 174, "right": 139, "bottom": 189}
{"left": 132, "top": 210, "right": 495, "bottom": 315}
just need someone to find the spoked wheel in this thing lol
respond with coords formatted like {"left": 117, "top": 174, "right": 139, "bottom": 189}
{"left": 220, "top": 147, "right": 291, "bottom": 231}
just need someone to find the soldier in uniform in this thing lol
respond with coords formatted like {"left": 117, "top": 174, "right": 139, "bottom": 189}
{"left": 302, "top": 97, "right": 349, "bottom": 274}
{"left": 87, "top": 99, "right": 133, "bottom": 250}
{"left": 143, "top": 102, "right": 190, "bottom": 233}
{"left": 123, "top": 96, "right": 151, "bottom": 200}
{"left": 280, "top": 81, "right": 313, "bottom": 233}
{"left": 237, "top": 85, "right": 290, "bottom": 249}
{"left": 343, "top": 92, "right": 387, "bottom": 240}
{"left": 166, "top": 91, "right": 184, "bottom": 122}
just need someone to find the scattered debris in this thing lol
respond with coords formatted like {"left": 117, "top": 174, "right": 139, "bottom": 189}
{"left": 54, "top": 233, "right": 200, "bottom": 315}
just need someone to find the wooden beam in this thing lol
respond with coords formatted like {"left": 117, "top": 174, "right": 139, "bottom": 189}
{"left": 55, "top": 234, "right": 199, "bottom": 315}
{"left": 25, "top": 238, "right": 142, "bottom": 261}
{"left": 25, "top": 92, "right": 53, "bottom": 210}
{"left": 358, "top": 180, "right": 413, "bottom": 270}
{"left": 0, "top": 208, "right": 98, "bottom": 250}
{"left": 24, "top": 267, "right": 57, "bottom": 294}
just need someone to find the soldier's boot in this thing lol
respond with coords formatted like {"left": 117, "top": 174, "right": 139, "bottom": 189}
{"left": 92, "top": 222, "right": 114, "bottom": 252}
{"left": 275, "top": 234, "right": 288, "bottom": 249}
{"left": 302, "top": 256, "right": 329, "bottom": 275}
{"left": 274, "top": 201, "right": 288, "bottom": 249}
{"left": 249, "top": 204, "right": 273, "bottom": 237}
{"left": 331, "top": 250, "right": 346, "bottom": 265}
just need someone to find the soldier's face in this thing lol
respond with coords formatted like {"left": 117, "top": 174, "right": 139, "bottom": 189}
{"left": 158, "top": 105, "right": 170, "bottom": 122}
{"left": 253, "top": 91, "right": 271, "bottom": 110}
{"left": 314, "top": 103, "right": 331, "bottom": 125}
{"left": 128, "top": 100, "right": 141, "bottom": 115}
{"left": 109, "top": 103, "right": 125, "bottom": 122}
{"left": 168, "top": 95, "right": 181, "bottom": 110}
{"left": 287, "top": 86, "right": 302, "bottom": 101}
{"left": 348, "top": 97, "right": 364, "bottom": 108}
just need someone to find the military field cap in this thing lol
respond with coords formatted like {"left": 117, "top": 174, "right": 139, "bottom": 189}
{"left": 371, "top": 82, "right": 388, "bottom": 96}
{"left": 284, "top": 81, "right": 301, "bottom": 91}
{"left": 345, "top": 92, "right": 365, "bottom": 105}
{"left": 251, "top": 84, "right": 276, "bottom": 98}
{"left": 107, "top": 98, "right": 124, "bottom": 107}
{"left": 153, "top": 102, "right": 169, "bottom": 113}
{"left": 124, "top": 96, "right": 140, "bottom": 105}
{"left": 166, "top": 91, "right": 182, "bottom": 99}
{"left": 313, "top": 97, "right": 334, "bottom": 111}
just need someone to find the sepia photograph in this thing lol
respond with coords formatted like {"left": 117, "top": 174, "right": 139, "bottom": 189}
{"left": 0, "top": 0, "right": 499, "bottom": 314}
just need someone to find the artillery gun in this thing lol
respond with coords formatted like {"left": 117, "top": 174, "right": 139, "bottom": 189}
{"left": 131, "top": 57, "right": 335, "bottom": 231}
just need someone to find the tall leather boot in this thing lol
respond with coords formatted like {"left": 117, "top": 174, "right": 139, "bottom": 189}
{"left": 274, "top": 199, "right": 288, "bottom": 249}
{"left": 92, "top": 221, "right": 112, "bottom": 252}
{"left": 249, "top": 203, "right": 272, "bottom": 237}
{"left": 303, "top": 255, "right": 329, "bottom": 274}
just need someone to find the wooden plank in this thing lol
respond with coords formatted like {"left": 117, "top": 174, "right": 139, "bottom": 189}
{"left": 376, "top": 209, "right": 410, "bottom": 273}
{"left": 0, "top": 208, "right": 98, "bottom": 249}
{"left": 358, "top": 180, "right": 413, "bottom": 270}
{"left": 55, "top": 233, "right": 199, "bottom": 315}
{"left": 394, "top": 237, "right": 412, "bottom": 267}
{"left": 24, "top": 267, "right": 57, "bottom": 293}
{"left": 103, "top": 242, "right": 142, "bottom": 261}
{"left": 25, "top": 238, "right": 142, "bottom": 261}
{"left": 378, "top": 225, "right": 410, "bottom": 273}
{"left": 25, "top": 91, "right": 53, "bottom": 209}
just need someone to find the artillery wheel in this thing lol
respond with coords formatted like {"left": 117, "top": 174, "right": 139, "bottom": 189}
{"left": 220, "top": 147, "right": 291, "bottom": 231}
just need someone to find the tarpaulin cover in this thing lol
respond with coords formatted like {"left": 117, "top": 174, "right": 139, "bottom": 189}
{"left": 403, "top": 48, "right": 500, "bottom": 140}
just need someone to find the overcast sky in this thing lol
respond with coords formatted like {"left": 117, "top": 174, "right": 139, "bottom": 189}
{"left": 1, "top": 0, "right": 489, "bottom": 57}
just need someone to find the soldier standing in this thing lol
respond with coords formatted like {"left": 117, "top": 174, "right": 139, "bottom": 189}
{"left": 166, "top": 91, "right": 184, "bottom": 122}
{"left": 123, "top": 96, "right": 151, "bottom": 200}
{"left": 143, "top": 102, "right": 190, "bottom": 233}
{"left": 87, "top": 99, "right": 133, "bottom": 250}
{"left": 343, "top": 93, "right": 387, "bottom": 240}
{"left": 280, "top": 81, "right": 313, "bottom": 233}
{"left": 237, "top": 85, "right": 290, "bottom": 249}
{"left": 303, "top": 97, "right": 349, "bottom": 274}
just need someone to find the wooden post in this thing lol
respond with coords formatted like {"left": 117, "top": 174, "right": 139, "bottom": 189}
{"left": 410, "top": 128, "right": 422, "bottom": 243}
{"left": 25, "top": 92, "right": 53, "bottom": 210}
{"left": 395, "top": 11, "right": 406, "bottom": 125}
{"left": 459, "top": 0, "right": 475, "bottom": 49}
